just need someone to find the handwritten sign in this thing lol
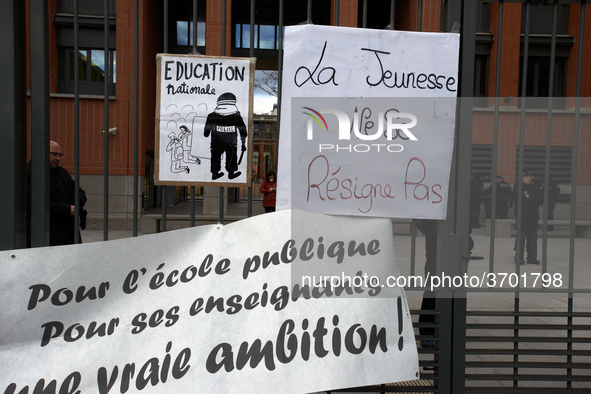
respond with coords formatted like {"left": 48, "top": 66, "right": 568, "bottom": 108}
{"left": 277, "top": 25, "right": 460, "bottom": 219}
{"left": 155, "top": 54, "right": 255, "bottom": 186}
{"left": 0, "top": 210, "right": 418, "bottom": 394}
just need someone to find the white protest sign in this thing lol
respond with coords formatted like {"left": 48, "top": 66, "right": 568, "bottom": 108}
{"left": 277, "top": 25, "right": 460, "bottom": 219}
{"left": 155, "top": 54, "right": 255, "bottom": 186}
{"left": 1, "top": 210, "right": 418, "bottom": 394}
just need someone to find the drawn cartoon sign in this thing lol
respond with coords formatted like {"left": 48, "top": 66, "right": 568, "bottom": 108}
{"left": 155, "top": 54, "right": 255, "bottom": 186}
{"left": 277, "top": 25, "right": 460, "bottom": 219}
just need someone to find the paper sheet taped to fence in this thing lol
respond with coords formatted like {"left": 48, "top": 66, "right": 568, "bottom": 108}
{"left": 155, "top": 54, "right": 255, "bottom": 187}
{"left": 277, "top": 25, "right": 460, "bottom": 219}
{"left": 0, "top": 210, "right": 418, "bottom": 394}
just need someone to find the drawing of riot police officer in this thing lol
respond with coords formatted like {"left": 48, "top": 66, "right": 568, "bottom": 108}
{"left": 203, "top": 92, "right": 248, "bottom": 180}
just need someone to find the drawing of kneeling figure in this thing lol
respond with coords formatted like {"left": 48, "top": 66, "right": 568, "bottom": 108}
{"left": 203, "top": 92, "right": 248, "bottom": 180}
{"left": 166, "top": 132, "right": 190, "bottom": 174}
{"left": 178, "top": 125, "right": 201, "bottom": 164}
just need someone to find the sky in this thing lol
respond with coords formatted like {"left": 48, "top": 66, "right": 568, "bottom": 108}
{"left": 254, "top": 93, "right": 277, "bottom": 114}
{"left": 253, "top": 70, "right": 278, "bottom": 114}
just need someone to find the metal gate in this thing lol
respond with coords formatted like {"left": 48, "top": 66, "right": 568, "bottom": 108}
{"left": 2, "top": 1, "right": 590, "bottom": 393}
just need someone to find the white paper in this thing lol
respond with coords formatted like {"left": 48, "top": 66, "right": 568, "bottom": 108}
{"left": 1, "top": 210, "right": 419, "bottom": 394}
{"left": 156, "top": 55, "right": 254, "bottom": 185}
{"left": 277, "top": 25, "right": 460, "bottom": 219}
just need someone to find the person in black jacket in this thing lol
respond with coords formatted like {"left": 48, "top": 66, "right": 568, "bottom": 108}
{"left": 513, "top": 171, "right": 541, "bottom": 265}
{"left": 486, "top": 176, "right": 513, "bottom": 219}
{"left": 49, "top": 140, "right": 87, "bottom": 246}
{"left": 203, "top": 92, "right": 248, "bottom": 180}
{"left": 470, "top": 173, "right": 485, "bottom": 228}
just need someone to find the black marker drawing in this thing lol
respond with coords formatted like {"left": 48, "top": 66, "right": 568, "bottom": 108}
{"left": 178, "top": 125, "right": 201, "bottom": 164}
{"left": 203, "top": 92, "right": 248, "bottom": 180}
{"left": 166, "top": 132, "right": 190, "bottom": 174}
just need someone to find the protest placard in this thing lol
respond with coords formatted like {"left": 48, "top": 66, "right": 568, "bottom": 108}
{"left": 1, "top": 210, "right": 418, "bottom": 394}
{"left": 155, "top": 54, "right": 255, "bottom": 186}
{"left": 277, "top": 25, "right": 460, "bottom": 219}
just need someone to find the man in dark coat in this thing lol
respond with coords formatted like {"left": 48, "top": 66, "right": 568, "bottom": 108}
{"left": 470, "top": 173, "right": 485, "bottom": 228}
{"left": 49, "top": 140, "right": 87, "bottom": 246}
{"left": 486, "top": 176, "right": 513, "bottom": 219}
{"left": 547, "top": 180, "right": 560, "bottom": 229}
{"left": 513, "top": 171, "right": 541, "bottom": 265}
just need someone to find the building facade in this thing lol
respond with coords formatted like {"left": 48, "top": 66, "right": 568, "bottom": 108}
{"left": 26, "top": 0, "right": 591, "bottom": 218}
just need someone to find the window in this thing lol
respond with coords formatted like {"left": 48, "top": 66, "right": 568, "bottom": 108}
{"left": 358, "top": 1, "right": 393, "bottom": 29}
{"left": 519, "top": 3, "right": 573, "bottom": 105}
{"left": 176, "top": 21, "right": 206, "bottom": 47}
{"left": 169, "top": 0, "right": 206, "bottom": 54}
{"left": 474, "top": 2, "right": 492, "bottom": 106}
{"left": 54, "top": 0, "right": 116, "bottom": 95}
{"left": 235, "top": 24, "right": 281, "bottom": 50}
{"left": 57, "top": 48, "right": 116, "bottom": 96}
{"left": 231, "top": 0, "right": 330, "bottom": 61}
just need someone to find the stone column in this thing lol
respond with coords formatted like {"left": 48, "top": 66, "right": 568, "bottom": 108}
{"left": 203, "top": 186, "right": 228, "bottom": 215}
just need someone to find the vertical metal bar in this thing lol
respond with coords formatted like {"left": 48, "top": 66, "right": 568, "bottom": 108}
{"left": 334, "top": 0, "right": 340, "bottom": 26}
{"left": 410, "top": 223, "right": 416, "bottom": 276}
{"left": 389, "top": 0, "right": 395, "bottom": 29}
{"left": 541, "top": 2, "right": 559, "bottom": 274}
{"left": 567, "top": 2, "right": 586, "bottom": 387}
{"left": 440, "top": 0, "right": 446, "bottom": 32}
{"left": 417, "top": 0, "right": 423, "bottom": 32}
{"left": 570, "top": 0, "right": 586, "bottom": 303}
{"left": 450, "top": 0, "right": 476, "bottom": 392}
{"left": 220, "top": 0, "right": 227, "bottom": 224}
{"left": 250, "top": 0, "right": 255, "bottom": 51}
{"left": 514, "top": 4, "right": 531, "bottom": 386}
{"left": 362, "top": 0, "right": 368, "bottom": 28}
{"left": 190, "top": 0, "right": 199, "bottom": 227}
{"left": 488, "top": 0, "right": 505, "bottom": 272}
{"left": 515, "top": 2, "right": 531, "bottom": 273}
{"left": 74, "top": 0, "right": 80, "bottom": 244}
{"left": 1, "top": 0, "right": 27, "bottom": 250}
{"left": 307, "top": 0, "right": 312, "bottom": 23}
{"left": 103, "top": 0, "right": 110, "bottom": 241}
{"left": 247, "top": 0, "right": 255, "bottom": 217}
{"left": 276, "top": 0, "right": 284, "bottom": 151}
{"left": 133, "top": 0, "right": 140, "bottom": 236}
{"left": 162, "top": 0, "right": 169, "bottom": 232}
{"left": 193, "top": 0, "right": 198, "bottom": 50}
{"left": 29, "top": 0, "right": 50, "bottom": 248}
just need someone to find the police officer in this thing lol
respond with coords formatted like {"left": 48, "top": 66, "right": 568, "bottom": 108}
{"left": 513, "top": 171, "right": 541, "bottom": 265}
{"left": 486, "top": 176, "right": 513, "bottom": 219}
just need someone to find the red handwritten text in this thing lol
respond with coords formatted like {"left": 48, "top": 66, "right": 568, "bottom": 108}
{"left": 307, "top": 155, "right": 395, "bottom": 213}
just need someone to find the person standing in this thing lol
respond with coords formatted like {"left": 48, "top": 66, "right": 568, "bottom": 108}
{"left": 513, "top": 171, "right": 541, "bottom": 265}
{"left": 260, "top": 170, "right": 277, "bottom": 213}
{"left": 547, "top": 179, "right": 561, "bottom": 230}
{"left": 49, "top": 140, "right": 87, "bottom": 246}
{"left": 415, "top": 219, "right": 437, "bottom": 348}
{"left": 470, "top": 173, "right": 485, "bottom": 228}
{"left": 486, "top": 176, "right": 513, "bottom": 219}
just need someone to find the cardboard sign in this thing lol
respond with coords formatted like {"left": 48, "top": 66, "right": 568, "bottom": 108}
{"left": 277, "top": 25, "right": 460, "bottom": 219}
{"left": 155, "top": 54, "right": 255, "bottom": 186}
{"left": 0, "top": 210, "right": 419, "bottom": 394}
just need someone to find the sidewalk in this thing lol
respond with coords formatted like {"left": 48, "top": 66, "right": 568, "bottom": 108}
{"left": 82, "top": 200, "right": 266, "bottom": 242}
{"left": 82, "top": 202, "right": 591, "bottom": 294}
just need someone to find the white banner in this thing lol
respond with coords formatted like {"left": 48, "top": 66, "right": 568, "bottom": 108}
{"left": 1, "top": 210, "right": 418, "bottom": 394}
{"left": 277, "top": 25, "right": 460, "bottom": 219}
{"left": 155, "top": 54, "right": 255, "bottom": 186}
